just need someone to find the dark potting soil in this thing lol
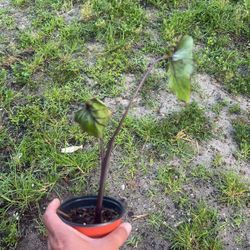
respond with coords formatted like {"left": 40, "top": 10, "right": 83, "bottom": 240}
{"left": 62, "top": 207, "right": 120, "bottom": 225}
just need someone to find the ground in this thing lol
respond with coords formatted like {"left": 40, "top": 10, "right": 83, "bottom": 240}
{"left": 0, "top": 0, "right": 249, "bottom": 249}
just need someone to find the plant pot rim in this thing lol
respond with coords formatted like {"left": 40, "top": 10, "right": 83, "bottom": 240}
{"left": 58, "top": 195, "right": 125, "bottom": 228}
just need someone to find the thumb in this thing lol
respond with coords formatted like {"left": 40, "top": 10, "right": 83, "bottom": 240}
{"left": 46, "top": 198, "right": 61, "bottom": 213}
{"left": 43, "top": 198, "right": 64, "bottom": 233}
{"left": 103, "top": 222, "right": 132, "bottom": 248}
{"left": 43, "top": 199, "right": 91, "bottom": 240}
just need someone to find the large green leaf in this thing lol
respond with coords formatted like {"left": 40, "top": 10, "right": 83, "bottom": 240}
{"left": 74, "top": 98, "right": 112, "bottom": 138}
{"left": 168, "top": 35, "right": 193, "bottom": 102}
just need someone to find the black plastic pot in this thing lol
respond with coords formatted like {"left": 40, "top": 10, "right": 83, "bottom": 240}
{"left": 58, "top": 195, "right": 125, "bottom": 238}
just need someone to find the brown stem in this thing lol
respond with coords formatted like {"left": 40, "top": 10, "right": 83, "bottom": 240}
{"left": 95, "top": 138, "right": 104, "bottom": 223}
{"left": 99, "top": 138, "right": 104, "bottom": 162}
{"left": 95, "top": 54, "right": 169, "bottom": 223}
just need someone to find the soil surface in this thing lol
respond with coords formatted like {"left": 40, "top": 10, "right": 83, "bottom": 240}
{"left": 60, "top": 207, "right": 120, "bottom": 225}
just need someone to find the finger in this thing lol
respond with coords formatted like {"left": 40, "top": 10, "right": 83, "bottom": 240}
{"left": 43, "top": 199, "right": 91, "bottom": 241}
{"left": 103, "top": 222, "right": 132, "bottom": 248}
{"left": 43, "top": 198, "right": 65, "bottom": 233}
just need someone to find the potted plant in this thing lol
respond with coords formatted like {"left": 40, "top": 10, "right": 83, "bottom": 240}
{"left": 57, "top": 35, "right": 194, "bottom": 238}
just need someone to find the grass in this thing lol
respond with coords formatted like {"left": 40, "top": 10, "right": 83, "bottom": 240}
{"left": 126, "top": 235, "right": 142, "bottom": 248}
{"left": 190, "top": 165, "right": 212, "bottom": 181}
{"left": 232, "top": 119, "right": 250, "bottom": 160}
{"left": 161, "top": 0, "right": 250, "bottom": 96}
{"left": 211, "top": 99, "right": 228, "bottom": 115}
{"left": 0, "top": 0, "right": 249, "bottom": 249}
{"left": 228, "top": 103, "right": 241, "bottom": 115}
{"left": 212, "top": 152, "right": 224, "bottom": 168}
{"left": 168, "top": 204, "right": 222, "bottom": 250}
{"left": 217, "top": 171, "right": 249, "bottom": 206}
{"left": 84, "top": 0, "right": 145, "bottom": 46}
{"left": 157, "top": 165, "right": 185, "bottom": 195}
{"left": 148, "top": 212, "right": 166, "bottom": 231}
{"left": 124, "top": 102, "right": 211, "bottom": 158}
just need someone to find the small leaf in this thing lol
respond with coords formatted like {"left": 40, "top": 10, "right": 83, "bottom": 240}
{"left": 74, "top": 98, "right": 112, "bottom": 138}
{"left": 168, "top": 35, "right": 194, "bottom": 102}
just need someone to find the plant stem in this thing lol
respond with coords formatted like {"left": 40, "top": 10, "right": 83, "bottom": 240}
{"left": 99, "top": 138, "right": 104, "bottom": 162}
{"left": 94, "top": 138, "right": 104, "bottom": 223}
{"left": 95, "top": 54, "right": 169, "bottom": 223}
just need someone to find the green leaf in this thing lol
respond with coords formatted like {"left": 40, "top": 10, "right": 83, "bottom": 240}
{"left": 74, "top": 98, "right": 112, "bottom": 138}
{"left": 168, "top": 35, "right": 194, "bottom": 102}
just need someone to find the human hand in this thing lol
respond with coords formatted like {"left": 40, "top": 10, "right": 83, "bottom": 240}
{"left": 43, "top": 198, "right": 132, "bottom": 250}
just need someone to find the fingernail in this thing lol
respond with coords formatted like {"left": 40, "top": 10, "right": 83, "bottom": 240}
{"left": 49, "top": 198, "right": 60, "bottom": 208}
{"left": 53, "top": 198, "right": 60, "bottom": 203}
